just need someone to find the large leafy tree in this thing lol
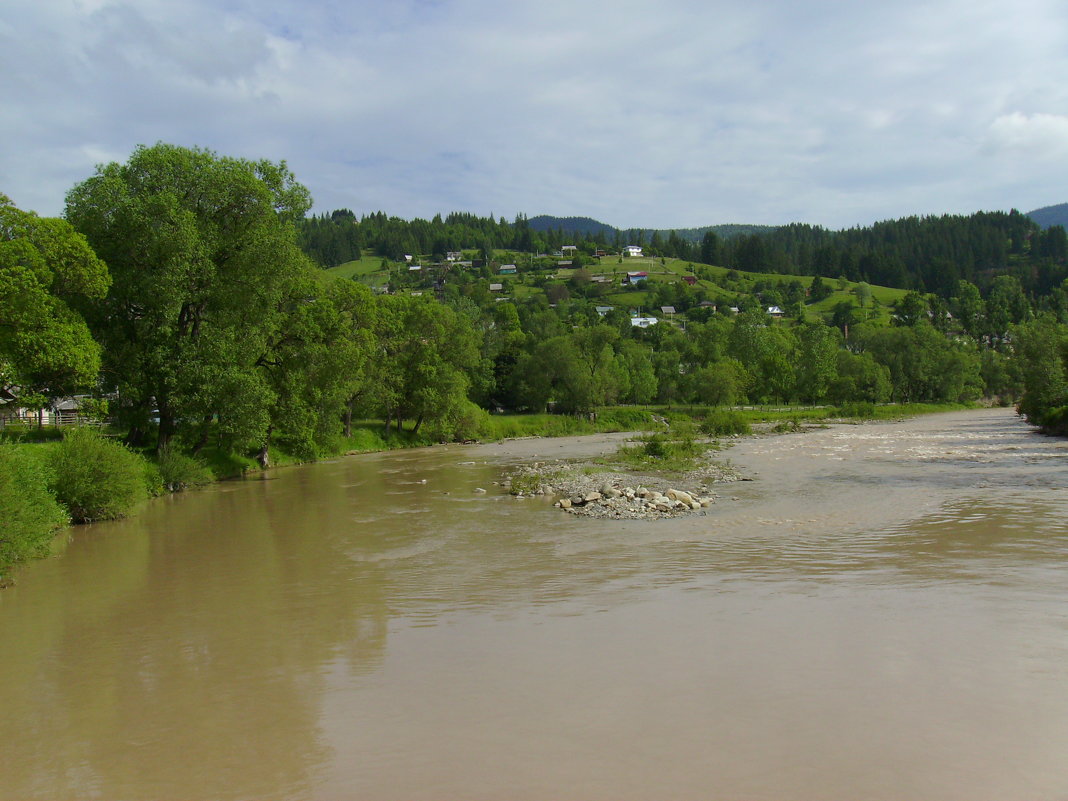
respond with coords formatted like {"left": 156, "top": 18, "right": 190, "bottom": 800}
{"left": 65, "top": 144, "right": 311, "bottom": 451}
{"left": 795, "top": 322, "right": 840, "bottom": 404}
{"left": 250, "top": 270, "right": 376, "bottom": 466}
{"left": 1013, "top": 314, "right": 1068, "bottom": 429}
{"left": 365, "top": 295, "right": 482, "bottom": 436}
{"left": 0, "top": 194, "right": 109, "bottom": 408}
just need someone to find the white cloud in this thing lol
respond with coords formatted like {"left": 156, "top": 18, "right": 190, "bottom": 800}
{"left": 3, "top": 0, "right": 1068, "bottom": 227}
{"left": 985, "top": 112, "right": 1068, "bottom": 159}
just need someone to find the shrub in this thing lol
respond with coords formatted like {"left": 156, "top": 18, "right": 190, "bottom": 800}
{"left": 48, "top": 427, "right": 148, "bottom": 522}
{"left": 700, "top": 410, "right": 751, "bottom": 437}
{"left": 0, "top": 443, "right": 69, "bottom": 572}
{"left": 836, "top": 402, "right": 877, "bottom": 419}
{"left": 440, "top": 400, "right": 492, "bottom": 442}
{"left": 611, "top": 431, "right": 704, "bottom": 471}
{"left": 156, "top": 445, "right": 212, "bottom": 492}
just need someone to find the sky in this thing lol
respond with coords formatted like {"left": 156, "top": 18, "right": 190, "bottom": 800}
{"left": 3, "top": 0, "right": 1068, "bottom": 230}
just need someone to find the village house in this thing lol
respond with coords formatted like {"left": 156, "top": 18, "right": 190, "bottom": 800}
{"left": 625, "top": 271, "right": 648, "bottom": 285}
{"left": 630, "top": 316, "right": 659, "bottom": 328}
{"left": 498, "top": 264, "right": 517, "bottom": 275}
{"left": 623, "top": 245, "right": 643, "bottom": 257}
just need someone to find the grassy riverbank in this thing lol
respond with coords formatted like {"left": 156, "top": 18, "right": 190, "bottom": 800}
{"left": 0, "top": 401, "right": 980, "bottom": 581}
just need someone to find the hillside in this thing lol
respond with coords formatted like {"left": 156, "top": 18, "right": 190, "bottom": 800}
{"left": 301, "top": 207, "right": 1068, "bottom": 301}
{"left": 328, "top": 251, "right": 908, "bottom": 328}
{"left": 1026, "top": 203, "right": 1068, "bottom": 229}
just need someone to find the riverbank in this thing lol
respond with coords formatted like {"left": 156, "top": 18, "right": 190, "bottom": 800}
{"left": 0, "top": 402, "right": 984, "bottom": 582}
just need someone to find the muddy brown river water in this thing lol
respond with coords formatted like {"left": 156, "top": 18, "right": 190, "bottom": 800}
{"left": 1, "top": 408, "right": 1067, "bottom": 800}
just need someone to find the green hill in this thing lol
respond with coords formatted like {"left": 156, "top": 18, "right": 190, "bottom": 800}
{"left": 1026, "top": 203, "right": 1068, "bottom": 229}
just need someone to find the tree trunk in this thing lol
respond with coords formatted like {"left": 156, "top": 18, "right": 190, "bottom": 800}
{"left": 412, "top": 412, "right": 424, "bottom": 434}
{"left": 125, "top": 426, "right": 145, "bottom": 448}
{"left": 344, "top": 400, "right": 353, "bottom": 438}
{"left": 257, "top": 426, "right": 273, "bottom": 469}
{"left": 156, "top": 401, "right": 176, "bottom": 454}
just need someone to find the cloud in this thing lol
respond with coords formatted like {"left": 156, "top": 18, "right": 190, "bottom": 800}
{"left": 984, "top": 112, "right": 1068, "bottom": 159}
{"left": 4, "top": 0, "right": 1068, "bottom": 228}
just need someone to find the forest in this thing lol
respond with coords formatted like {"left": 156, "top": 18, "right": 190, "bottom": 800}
{"left": 3, "top": 142, "right": 1068, "bottom": 572}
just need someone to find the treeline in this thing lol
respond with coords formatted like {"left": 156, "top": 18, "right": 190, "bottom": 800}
{"left": 300, "top": 208, "right": 1068, "bottom": 305}
{"left": 4, "top": 142, "right": 1066, "bottom": 456}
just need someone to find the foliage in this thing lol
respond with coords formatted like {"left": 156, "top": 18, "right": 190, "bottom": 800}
{"left": 608, "top": 429, "right": 706, "bottom": 472}
{"left": 48, "top": 427, "right": 148, "bottom": 522}
{"left": 1012, "top": 314, "right": 1068, "bottom": 430}
{"left": 699, "top": 410, "right": 751, "bottom": 436}
{"left": 835, "top": 402, "right": 877, "bottom": 419}
{"left": 0, "top": 442, "right": 68, "bottom": 573}
{"left": 0, "top": 194, "right": 109, "bottom": 405}
{"left": 65, "top": 143, "right": 313, "bottom": 453}
{"left": 156, "top": 445, "right": 212, "bottom": 492}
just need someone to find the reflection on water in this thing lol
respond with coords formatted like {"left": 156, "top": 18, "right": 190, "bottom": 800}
{"left": 1, "top": 408, "right": 1067, "bottom": 800}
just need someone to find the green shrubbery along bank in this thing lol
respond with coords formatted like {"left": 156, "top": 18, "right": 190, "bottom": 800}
{"left": 3, "top": 141, "right": 1068, "bottom": 577}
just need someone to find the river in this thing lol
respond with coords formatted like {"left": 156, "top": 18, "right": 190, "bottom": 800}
{"left": 1, "top": 408, "right": 1066, "bottom": 800}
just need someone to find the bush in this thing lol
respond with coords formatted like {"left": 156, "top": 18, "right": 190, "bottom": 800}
{"left": 156, "top": 445, "right": 212, "bottom": 492}
{"left": 440, "top": 400, "right": 492, "bottom": 442}
{"left": 0, "top": 443, "right": 69, "bottom": 572}
{"left": 836, "top": 402, "right": 877, "bottom": 419}
{"left": 700, "top": 410, "right": 751, "bottom": 437}
{"left": 612, "top": 431, "right": 705, "bottom": 471}
{"left": 772, "top": 418, "right": 804, "bottom": 433}
{"left": 49, "top": 427, "right": 148, "bottom": 522}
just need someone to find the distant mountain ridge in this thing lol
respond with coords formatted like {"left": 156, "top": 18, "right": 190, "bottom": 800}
{"left": 527, "top": 214, "right": 776, "bottom": 243}
{"left": 1026, "top": 203, "right": 1068, "bottom": 230}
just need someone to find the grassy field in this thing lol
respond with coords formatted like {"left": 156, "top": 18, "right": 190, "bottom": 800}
{"left": 327, "top": 255, "right": 390, "bottom": 281}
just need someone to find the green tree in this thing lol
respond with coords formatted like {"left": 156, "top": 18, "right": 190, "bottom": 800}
{"left": 366, "top": 295, "right": 483, "bottom": 437}
{"left": 828, "top": 350, "right": 890, "bottom": 404}
{"left": 691, "top": 358, "right": 747, "bottom": 407}
{"left": 795, "top": 323, "right": 840, "bottom": 403}
{"left": 65, "top": 144, "right": 312, "bottom": 452}
{"left": 0, "top": 194, "right": 109, "bottom": 408}
{"left": 808, "top": 275, "right": 832, "bottom": 303}
{"left": 853, "top": 282, "right": 872, "bottom": 307}
{"left": 893, "top": 291, "right": 928, "bottom": 327}
{"left": 249, "top": 270, "right": 376, "bottom": 466}
{"left": 617, "top": 340, "right": 657, "bottom": 404}
{"left": 699, "top": 231, "right": 721, "bottom": 265}
{"left": 986, "top": 274, "right": 1030, "bottom": 339}
{"left": 950, "top": 280, "right": 985, "bottom": 338}
{"left": 1013, "top": 314, "right": 1068, "bottom": 427}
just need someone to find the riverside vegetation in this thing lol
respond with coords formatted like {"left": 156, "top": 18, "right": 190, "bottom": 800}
{"left": 3, "top": 142, "right": 1068, "bottom": 577}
